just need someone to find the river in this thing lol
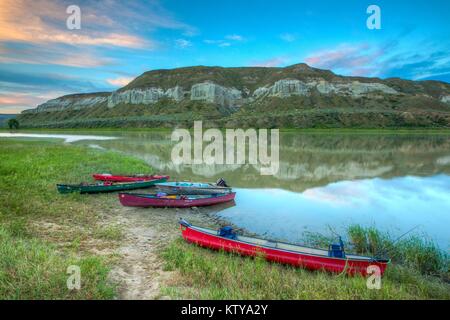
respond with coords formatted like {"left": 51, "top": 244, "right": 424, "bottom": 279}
{"left": 2, "top": 130, "right": 450, "bottom": 248}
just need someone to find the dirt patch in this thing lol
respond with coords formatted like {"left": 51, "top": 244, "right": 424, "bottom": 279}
{"left": 30, "top": 199, "right": 235, "bottom": 300}
{"left": 106, "top": 209, "right": 172, "bottom": 299}
{"left": 104, "top": 205, "right": 229, "bottom": 300}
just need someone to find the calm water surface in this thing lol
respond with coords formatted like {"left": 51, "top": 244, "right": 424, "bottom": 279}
{"left": 0, "top": 132, "right": 116, "bottom": 142}
{"left": 3, "top": 130, "right": 450, "bottom": 248}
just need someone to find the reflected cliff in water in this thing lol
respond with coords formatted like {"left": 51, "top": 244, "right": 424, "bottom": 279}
{"left": 76, "top": 131, "right": 450, "bottom": 192}
{"left": 7, "top": 130, "right": 448, "bottom": 247}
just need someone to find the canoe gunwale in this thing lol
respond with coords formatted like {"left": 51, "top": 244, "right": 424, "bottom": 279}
{"left": 155, "top": 182, "right": 231, "bottom": 189}
{"left": 119, "top": 192, "right": 236, "bottom": 207}
{"left": 120, "top": 192, "right": 235, "bottom": 200}
{"left": 92, "top": 174, "right": 170, "bottom": 182}
{"left": 57, "top": 177, "right": 167, "bottom": 194}
{"left": 155, "top": 184, "right": 232, "bottom": 195}
{"left": 180, "top": 222, "right": 389, "bottom": 264}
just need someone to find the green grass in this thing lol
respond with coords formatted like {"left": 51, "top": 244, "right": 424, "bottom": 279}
{"left": 0, "top": 226, "right": 114, "bottom": 299}
{"left": 0, "top": 139, "right": 150, "bottom": 217}
{"left": 0, "top": 139, "right": 153, "bottom": 299}
{"left": 162, "top": 238, "right": 450, "bottom": 300}
{"left": 93, "top": 225, "right": 124, "bottom": 241}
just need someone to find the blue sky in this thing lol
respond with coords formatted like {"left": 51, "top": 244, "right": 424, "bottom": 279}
{"left": 0, "top": 0, "right": 449, "bottom": 113}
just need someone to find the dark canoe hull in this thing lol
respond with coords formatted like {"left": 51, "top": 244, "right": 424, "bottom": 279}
{"left": 57, "top": 177, "right": 167, "bottom": 194}
{"left": 92, "top": 174, "right": 170, "bottom": 182}
{"left": 179, "top": 222, "right": 389, "bottom": 276}
{"left": 119, "top": 192, "right": 236, "bottom": 208}
{"left": 155, "top": 184, "right": 232, "bottom": 195}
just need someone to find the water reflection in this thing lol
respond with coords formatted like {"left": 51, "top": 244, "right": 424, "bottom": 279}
{"left": 217, "top": 175, "right": 450, "bottom": 249}
{"left": 0, "top": 132, "right": 116, "bottom": 143}
{"left": 75, "top": 131, "right": 450, "bottom": 192}
{"left": 79, "top": 131, "right": 448, "bottom": 247}
{"left": 7, "top": 130, "right": 449, "bottom": 247}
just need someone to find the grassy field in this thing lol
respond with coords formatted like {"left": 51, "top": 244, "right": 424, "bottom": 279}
{"left": 2, "top": 127, "right": 450, "bottom": 135}
{"left": 0, "top": 138, "right": 449, "bottom": 300}
{"left": 0, "top": 139, "right": 151, "bottom": 299}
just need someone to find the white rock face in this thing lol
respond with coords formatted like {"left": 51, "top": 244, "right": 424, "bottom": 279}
{"left": 108, "top": 88, "right": 164, "bottom": 108}
{"left": 440, "top": 95, "right": 450, "bottom": 104}
{"left": 165, "top": 85, "right": 184, "bottom": 102}
{"left": 107, "top": 86, "right": 186, "bottom": 108}
{"left": 190, "top": 82, "right": 242, "bottom": 108}
{"left": 269, "top": 79, "right": 310, "bottom": 97}
{"left": 27, "top": 96, "right": 108, "bottom": 113}
{"left": 316, "top": 80, "right": 335, "bottom": 94}
{"left": 253, "top": 79, "right": 398, "bottom": 99}
{"left": 250, "top": 79, "right": 398, "bottom": 101}
{"left": 253, "top": 86, "right": 269, "bottom": 98}
{"left": 108, "top": 82, "right": 244, "bottom": 110}
{"left": 22, "top": 78, "right": 400, "bottom": 113}
{"left": 345, "top": 81, "right": 398, "bottom": 96}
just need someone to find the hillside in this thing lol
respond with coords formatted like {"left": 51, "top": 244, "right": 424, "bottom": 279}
{"left": 17, "top": 64, "right": 450, "bottom": 128}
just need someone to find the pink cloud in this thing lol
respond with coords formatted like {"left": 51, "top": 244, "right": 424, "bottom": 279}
{"left": 106, "top": 77, "right": 134, "bottom": 87}
{"left": 250, "top": 57, "right": 288, "bottom": 67}
{"left": 0, "top": 0, "right": 196, "bottom": 50}
{"left": 0, "top": 45, "right": 115, "bottom": 68}
{"left": 0, "top": 90, "right": 73, "bottom": 113}
{"left": 0, "top": 93, "right": 47, "bottom": 111}
{"left": 304, "top": 44, "right": 383, "bottom": 76}
{"left": 0, "top": 94, "right": 37, "bottom": 106}
{"left": 0, "top": 0, "right": 195, "bottom": 68}
{"left": 0, "top": 0, "right": 150, "bottom": 49}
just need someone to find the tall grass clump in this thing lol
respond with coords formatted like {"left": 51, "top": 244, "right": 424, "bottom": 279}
{"left": 347, "top": 225, "right": 448, "bottom": 277}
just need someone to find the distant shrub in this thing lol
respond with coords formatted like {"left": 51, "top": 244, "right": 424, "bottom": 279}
{"left": 7, "top": 118, "right": 19, "bottom": 130}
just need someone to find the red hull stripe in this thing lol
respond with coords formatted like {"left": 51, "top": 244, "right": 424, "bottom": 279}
{"left": 119, "top": 192, "right": 236, "bottom": 208}
{"left": 93, "top": 174, "right": 169, "bottom": 182}
{"left": 180, "top": 225, "right": 388, "bottom": 276}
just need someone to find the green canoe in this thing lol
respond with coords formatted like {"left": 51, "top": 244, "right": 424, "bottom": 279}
{"left": 57, "top": 177, "right": 167, "bottom": 194}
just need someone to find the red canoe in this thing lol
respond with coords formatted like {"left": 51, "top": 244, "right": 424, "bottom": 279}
{"left": 179, "top": 220, "right": 389, "bottom": 276}
{"left": 93, "top": 173, "right": 170, "bottom": 182}
{"left": 119, "top": 192, "right": 236, "bottom": 208}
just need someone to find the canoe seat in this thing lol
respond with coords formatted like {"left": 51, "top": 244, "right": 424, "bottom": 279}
{"left": 328, "top": 237, "right": 346, "bottom": 258}
{"left": 218, "top": 226, "right": 237, "bottom": 239}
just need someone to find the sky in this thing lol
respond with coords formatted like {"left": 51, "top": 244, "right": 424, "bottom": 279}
{"left": 0, "top": 0, "right": 449, "bottom": 113}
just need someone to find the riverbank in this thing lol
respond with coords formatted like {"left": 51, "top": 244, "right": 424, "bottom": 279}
{"left": 2, "top": 127, "right": 450, "bottom": 135}
{"left": 0, "top": 138, "right": 448, "bottom": 299}
{"left": 0, "top": 138, "right": 230, "bottom": 299}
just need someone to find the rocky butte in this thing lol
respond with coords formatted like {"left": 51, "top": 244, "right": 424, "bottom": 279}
{"left": 18, "top": 63, "right": 450, "bottom": 128}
